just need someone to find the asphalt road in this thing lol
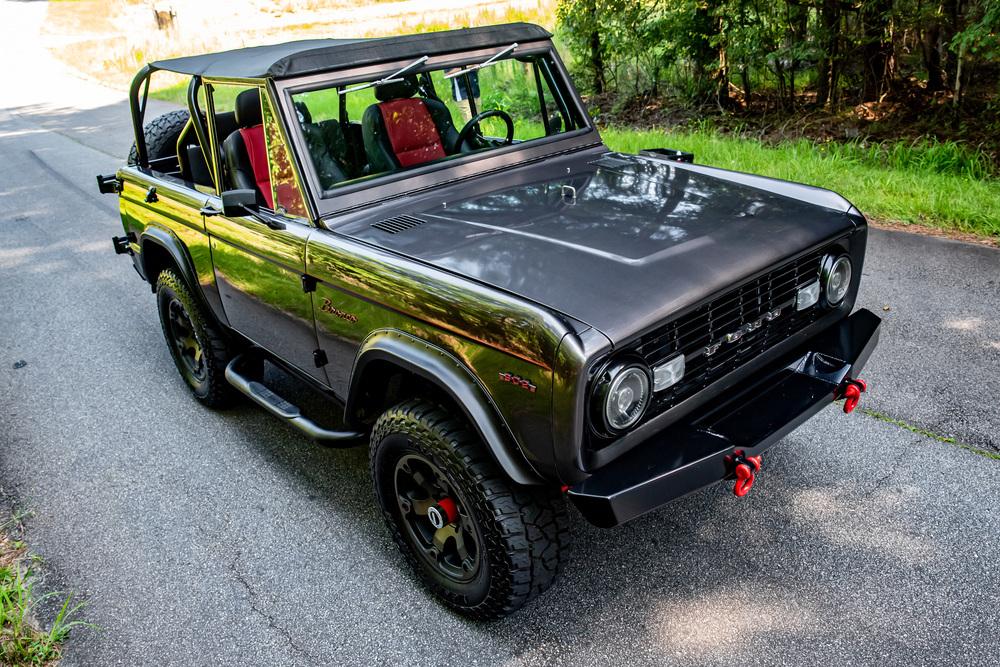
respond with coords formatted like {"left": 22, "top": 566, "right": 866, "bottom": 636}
{"left": 2, "top": 3, "right": 999, "bottom": 665}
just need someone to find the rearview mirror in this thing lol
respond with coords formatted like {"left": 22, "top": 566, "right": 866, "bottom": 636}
{"left": 221, "top": 189, "right": 259, "bottom": 217}
{"left": 547, "top": 113, "right": 563, "bottom": 135}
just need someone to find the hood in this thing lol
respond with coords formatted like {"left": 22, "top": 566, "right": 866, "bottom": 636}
{"left": 339, "top": 153, "right": 857, "bottom": 344}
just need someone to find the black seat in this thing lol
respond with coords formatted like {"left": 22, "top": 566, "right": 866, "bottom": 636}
{"left": 361, "top": 76, "right": 461, "bottom": 174}
{"left": 222, "top": 89, "right": 272, "bottom": 207}
{"left": 294, "top": 101, "right": 349, "bottom": 189}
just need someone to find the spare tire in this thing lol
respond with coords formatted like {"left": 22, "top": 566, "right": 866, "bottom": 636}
{"left": 127, "top": 108, "right": 190, "bottom": 166}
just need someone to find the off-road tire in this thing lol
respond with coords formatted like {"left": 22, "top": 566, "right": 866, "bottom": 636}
{"left": 128, "top": 109, "right": 190, "bottom": 165}
{"left": 155, "top": 268, "right": 235, "bottom": 408}
{"left": 371, "top": 399, "right": 570, "bottom": 619}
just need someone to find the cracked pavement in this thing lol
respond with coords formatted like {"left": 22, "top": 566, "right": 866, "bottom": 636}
{"left": 1, "top": 2, "right": 998, "bottom": 665}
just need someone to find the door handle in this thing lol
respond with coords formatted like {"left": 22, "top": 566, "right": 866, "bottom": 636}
{"left": 200, "top": 203, "right": 222, "bottom": 217}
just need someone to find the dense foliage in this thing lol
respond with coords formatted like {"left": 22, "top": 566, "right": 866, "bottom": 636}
{"left": 556, "top": 0, "right": 999, "bottom": 110}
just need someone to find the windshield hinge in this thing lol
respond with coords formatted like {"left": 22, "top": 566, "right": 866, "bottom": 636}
{"left": 301, "top": 274, "right": 318, "bottom": 293}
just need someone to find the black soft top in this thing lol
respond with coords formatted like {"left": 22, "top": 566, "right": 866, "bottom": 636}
{"left": 149, "top": 23, "right": 551, "bottom": 80}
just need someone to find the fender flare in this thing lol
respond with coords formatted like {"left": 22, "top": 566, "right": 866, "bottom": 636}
{"left": 347, "top": 330, "right": 543, "bottom": 485}
{"left": 139, "top": 226, "right": 227, "bottom": 327}
{"left": 140, "top": 225, "right": 199, "bottom": 289}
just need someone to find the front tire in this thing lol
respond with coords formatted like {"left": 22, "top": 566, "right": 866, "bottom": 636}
{"left": 371, "top": 399, "right": 569, "bottom": 619}
{"left": 155, "top": 268, "right": 234, "bottom": 408}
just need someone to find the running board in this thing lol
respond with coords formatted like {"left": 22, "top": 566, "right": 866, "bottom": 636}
{"left": 225, "top": 353, "right": 365, "bottom": 446}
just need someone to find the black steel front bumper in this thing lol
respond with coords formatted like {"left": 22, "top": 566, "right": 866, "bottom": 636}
{"left": 568, "top": 308, "right": 882, "bottom": 528}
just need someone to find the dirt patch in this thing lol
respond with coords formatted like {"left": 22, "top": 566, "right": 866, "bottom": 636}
{"left": 869, "top": 218, "right": 1000, "bottom": 249}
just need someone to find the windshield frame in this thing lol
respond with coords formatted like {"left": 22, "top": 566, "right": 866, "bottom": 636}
{"left": 272, "top": 41, "right": 598, "bottom": 220}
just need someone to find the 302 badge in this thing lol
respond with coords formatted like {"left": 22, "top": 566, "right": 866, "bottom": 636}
{"left": 498, "top": 371, "right": 537, "bottom": 394}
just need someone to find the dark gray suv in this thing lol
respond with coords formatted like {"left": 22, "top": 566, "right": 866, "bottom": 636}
{"left": 98, "top": 23, "right": 881, "bottom": 618}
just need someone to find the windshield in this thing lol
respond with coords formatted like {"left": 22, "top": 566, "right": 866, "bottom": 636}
{"left": 290, "top": 51, "right": 585, "bottom": 194}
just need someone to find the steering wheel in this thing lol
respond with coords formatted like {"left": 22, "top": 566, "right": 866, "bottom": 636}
{"left": 455, "top": 109, "right": 514, "bottom": 152}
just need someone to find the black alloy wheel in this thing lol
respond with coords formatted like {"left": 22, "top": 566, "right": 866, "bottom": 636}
{"left": 155, "top": 268, "right": 235, "bottom": 408}
{"left": 166, "top": 297, "right": 206, "bottom": 384}
{"left": 371, "top": 399, "right": 570, "bottom": 620}
{"left": 393, "top": 453, "right": 481, "bottom": 583}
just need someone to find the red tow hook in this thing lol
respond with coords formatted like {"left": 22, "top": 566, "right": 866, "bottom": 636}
{"left": 729, "top": 450, "right": 762, "bottom": 497}
{"left": 837, "top": 378, "right": 868, "bottom": 414}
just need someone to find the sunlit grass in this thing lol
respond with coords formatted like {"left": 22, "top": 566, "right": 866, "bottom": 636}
{"left": 0, "top": 512, "right": 95, "bottom": 666}
{"left": 46, "top": 0, "right": 555, "bottom": 90}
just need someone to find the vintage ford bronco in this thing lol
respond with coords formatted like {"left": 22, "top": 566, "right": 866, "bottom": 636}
{"left": 98, "top": 23, "right": 880, "bottom": 618}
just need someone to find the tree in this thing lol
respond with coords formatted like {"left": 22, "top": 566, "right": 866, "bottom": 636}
{"left": 860, "top": 0, "right": 894, "bottom": 102}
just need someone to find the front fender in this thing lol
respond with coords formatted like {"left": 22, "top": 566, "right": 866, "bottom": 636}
{"left": 347, "top": 329, "right": 544, "bottom": 485}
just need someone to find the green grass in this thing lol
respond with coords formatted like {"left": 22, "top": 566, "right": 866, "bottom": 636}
{"left": 1, "top": 512, "right": 93, "bottom": 666}
{"left": 601, "top": 127, "right": 1000, "bottom": 239}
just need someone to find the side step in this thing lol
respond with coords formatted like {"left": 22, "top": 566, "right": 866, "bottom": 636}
{"left": 225, "top": 353, "right": 365, "bottom": 446}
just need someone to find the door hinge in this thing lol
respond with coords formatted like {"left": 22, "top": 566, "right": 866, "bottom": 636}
{"left": 313, "top": 349, "right": 328, "bottom": 368}
{"left": 301, "top": 274, "right": 317, "bottom": 293}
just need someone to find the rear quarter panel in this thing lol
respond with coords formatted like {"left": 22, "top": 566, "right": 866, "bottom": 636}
{"left": 117, "top": 168, "right": 225, "bottom": 321}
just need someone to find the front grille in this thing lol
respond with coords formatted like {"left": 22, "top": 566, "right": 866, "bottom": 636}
{"left": 634, "top": 247, "right": 826, "bottom": 420}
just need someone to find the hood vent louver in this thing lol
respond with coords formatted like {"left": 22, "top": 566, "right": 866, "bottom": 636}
{"left": 371, "top": 214, "right": 426, "bottom": 234}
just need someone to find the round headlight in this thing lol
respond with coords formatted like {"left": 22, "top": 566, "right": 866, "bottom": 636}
{"left": 823, "top": 255, "right": 852, "bottom": 305}
{"left": 603, "top": 364, "right": 650, "bottom": 431}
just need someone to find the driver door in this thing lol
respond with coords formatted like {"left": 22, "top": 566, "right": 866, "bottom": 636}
{"left": 202, "top": 82, "right": 325, "bottom": 382}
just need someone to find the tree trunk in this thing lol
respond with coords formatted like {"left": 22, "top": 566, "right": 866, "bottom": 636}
{"left": 940, "top": 0, "right": 960, "bottom": 85}
{"left": 860, "top": 0, "right": 894, "bottom": 102}
{"left": 773, "top": 57, "right": 787, "bottom": 109}
{"left": 921, "top": 22, "right": 945, "bottom": 91}
{"left": 953, "top": 37, "right": 966, "bottom": 110}
{"left": 586, "top": 0, "right": 605, "bottom": 95}
{"left": 740, "top": 65, "right": 752, "bottom": 108}
{"left": 788, "top": 2, "right": 808, "bottom": 108}
{"left": 717, "top": 36, "right": 731, "bottom": 107}
{"left": 816, "top": 0, "right": 842, "bottom": 108}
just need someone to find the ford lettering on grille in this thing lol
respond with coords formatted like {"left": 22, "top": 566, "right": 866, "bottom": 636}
{"left": 705, "top": 303, "right": 789, "bottom": 357}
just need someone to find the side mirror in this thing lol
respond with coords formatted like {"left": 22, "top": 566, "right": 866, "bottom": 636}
{"left": 221, "top": 189, "right": 259, "bottom": 217}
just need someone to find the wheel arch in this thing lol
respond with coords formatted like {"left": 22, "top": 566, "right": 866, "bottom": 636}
{"left": 347, "top": 330, "right": 544, "bottom": 486}
{"left": 140, "top": 226, "right": 197, "bottom": 287}
{"left": 139, "top": 226, "right": 229, "bottom": 329}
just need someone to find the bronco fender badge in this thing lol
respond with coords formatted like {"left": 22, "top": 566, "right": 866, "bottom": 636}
{"left": 320, "top": 297, "right": 358, "bottom": 323}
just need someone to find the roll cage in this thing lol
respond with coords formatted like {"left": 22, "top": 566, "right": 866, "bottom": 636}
{"left": 126, "top": 24, "right": 600, "bottom": 222}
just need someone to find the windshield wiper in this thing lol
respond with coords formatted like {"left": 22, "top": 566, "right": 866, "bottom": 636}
{"left": 340, "top": 55, "right": 429, "bottom": 95}
{"left": 443, "top": 43, "right": 518, "bottom": 80}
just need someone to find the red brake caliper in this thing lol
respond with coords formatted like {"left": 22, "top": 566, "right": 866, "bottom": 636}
{"left": 731, "top": 450, "right": 762, "bottom": 497}
{"left": 837, "top": 378, "right": 868, "bottom": 414}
